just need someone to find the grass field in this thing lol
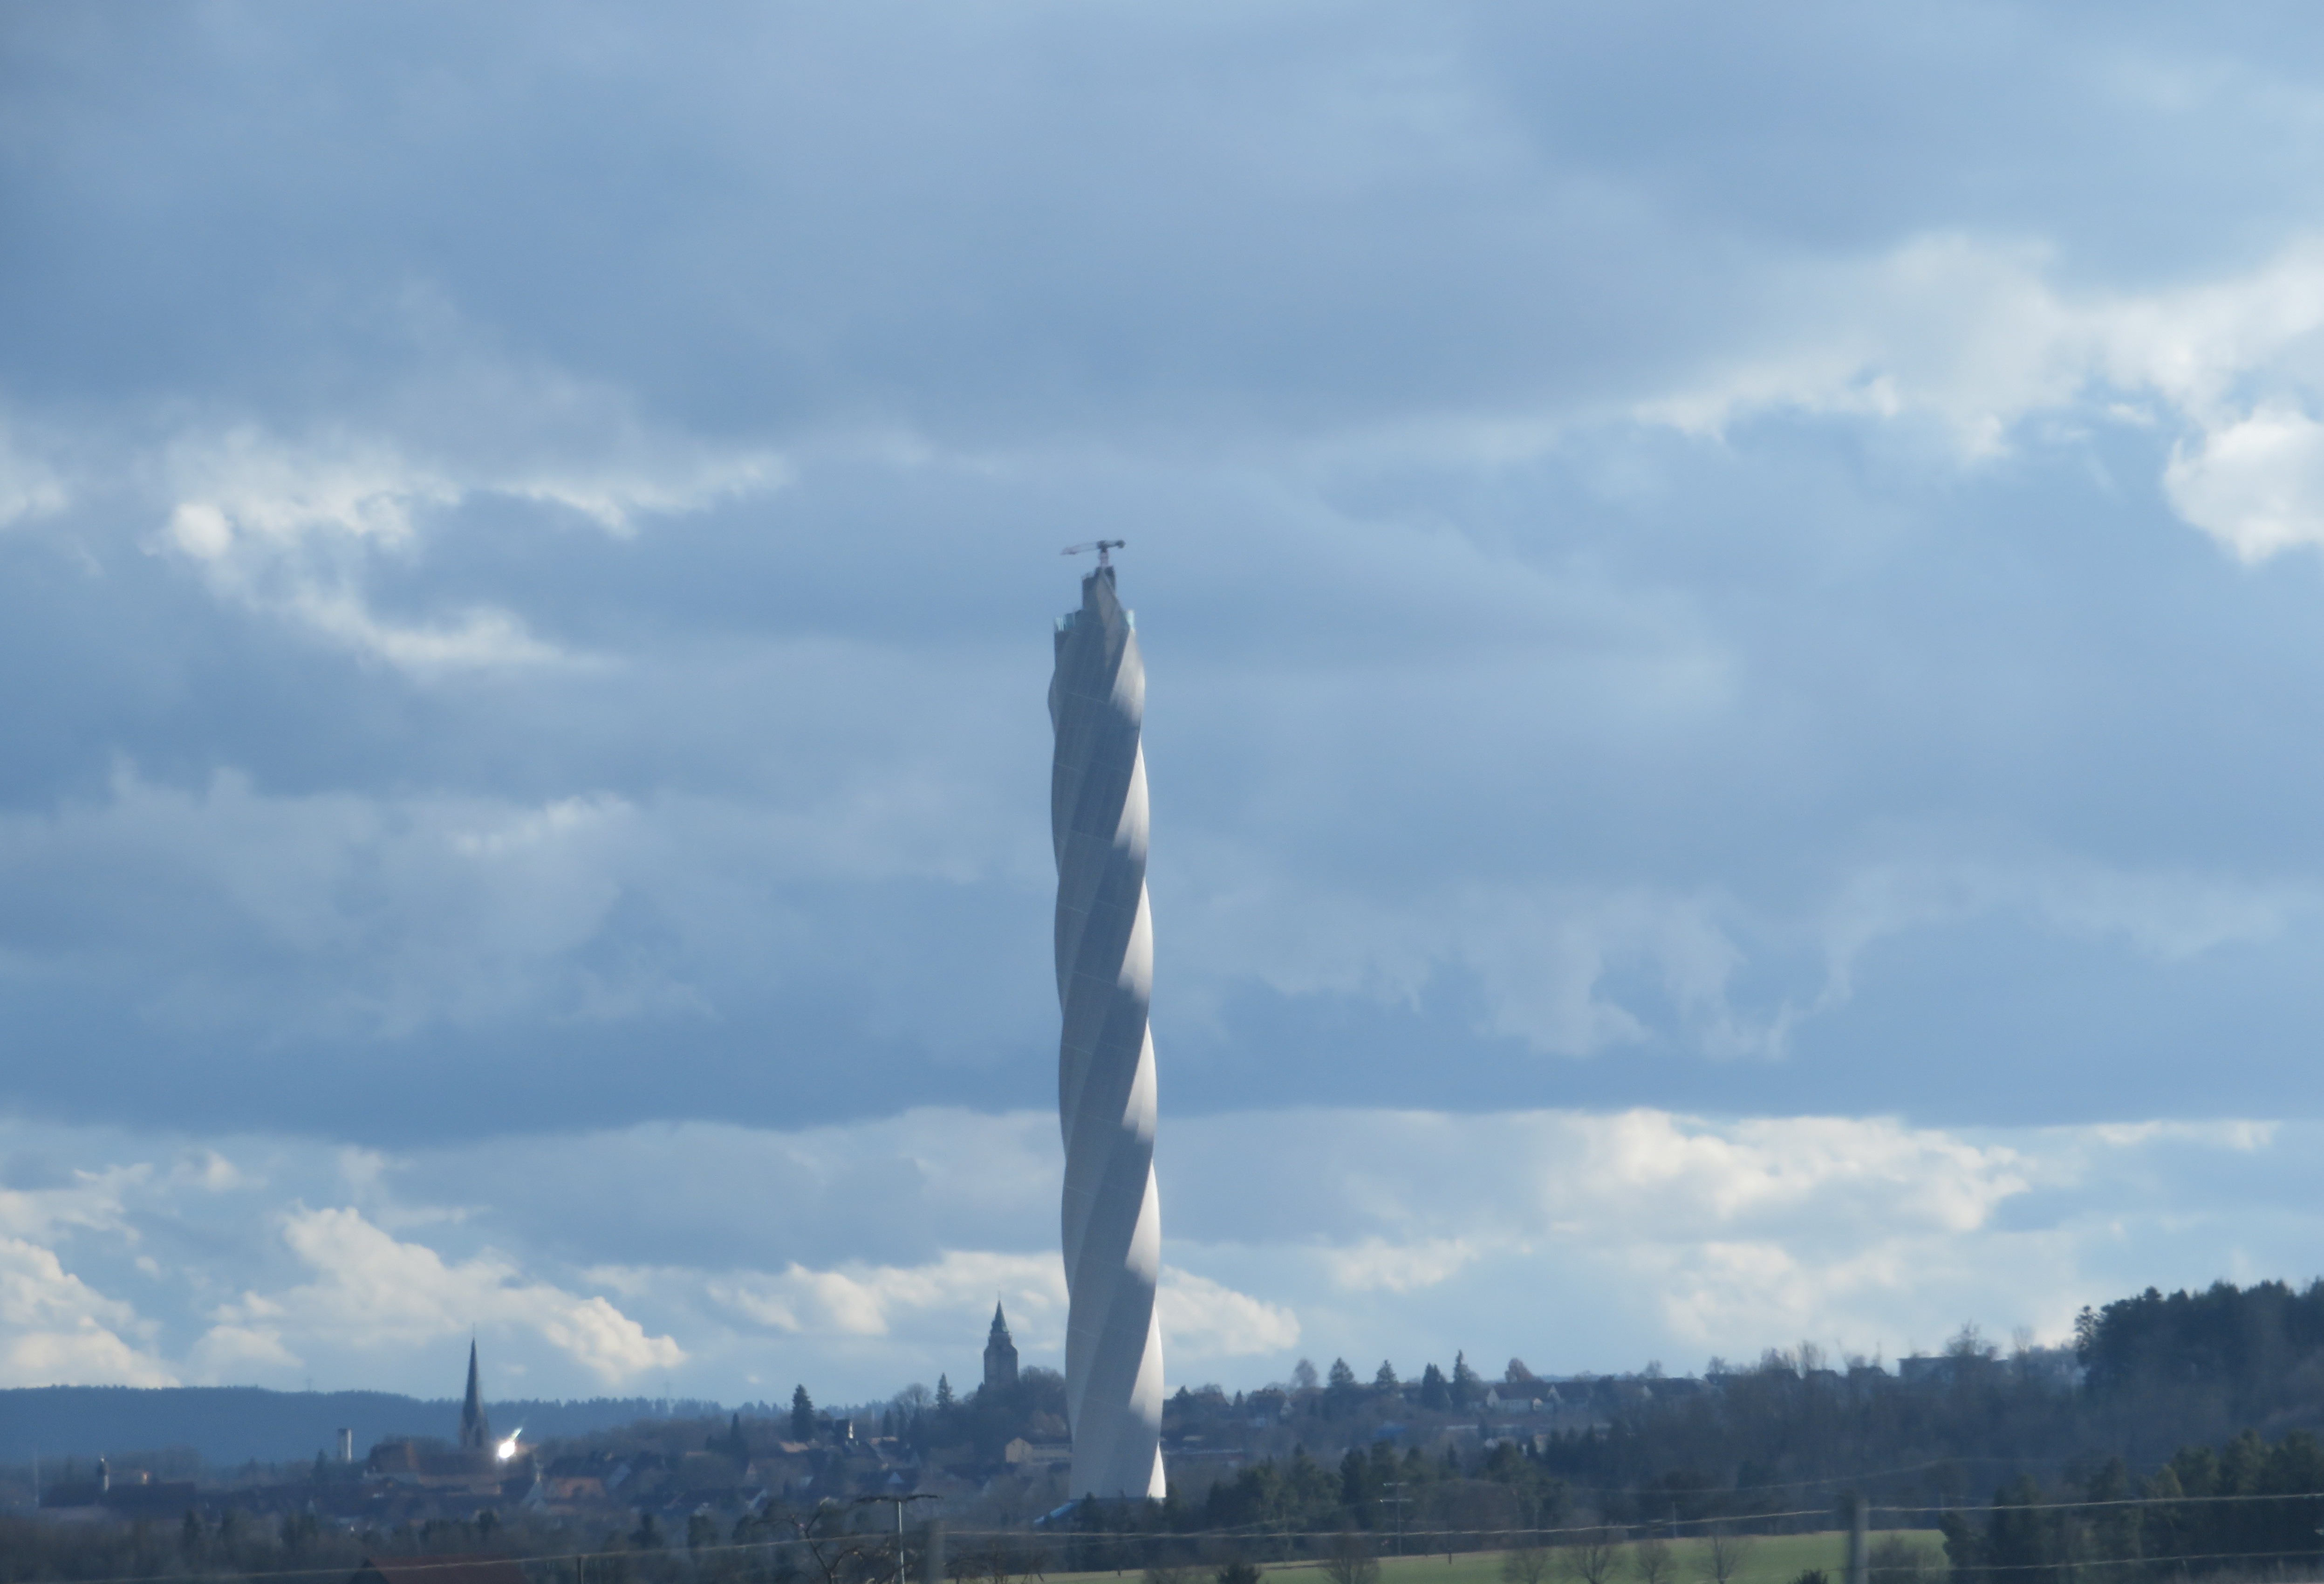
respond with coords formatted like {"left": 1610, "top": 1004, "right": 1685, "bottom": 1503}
{"left": 1040, "top": 1531, "right": 1948, "bottom": 1584}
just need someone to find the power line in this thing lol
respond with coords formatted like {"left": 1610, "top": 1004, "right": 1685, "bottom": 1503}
{"left": 41, "top": 1489, "right": 2324, "bottom": 1584}
{"left": 1878, "top": 1489, "right": 2324, "bottom": 1516}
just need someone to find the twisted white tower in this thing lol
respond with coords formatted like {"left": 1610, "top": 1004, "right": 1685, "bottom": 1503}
{"left": 1050, "top": 559, "right": 1167, "bottom": 1500}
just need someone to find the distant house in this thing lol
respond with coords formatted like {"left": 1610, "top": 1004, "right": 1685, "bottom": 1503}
{"left": 364, "top": 1439, "right": 508, "bottom": 1490}
{"left": 349, "top": 1555, "right": 530, "bottom": 1584}
{"left": 1003, "top": 1437, "right": 1072, "bottom": 1467}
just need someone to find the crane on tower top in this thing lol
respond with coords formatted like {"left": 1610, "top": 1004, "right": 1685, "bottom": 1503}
{"left": 1061, "top": 539, "right": 1126, "bottom": 568}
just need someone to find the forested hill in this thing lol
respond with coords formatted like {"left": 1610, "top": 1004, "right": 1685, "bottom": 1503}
{"left": 2078, "top": 1279, "right": 2324, "bottom": 1422}
{"left": 0, "top": 1387, "right": 723, "bottom": 1467}
{"left": 1528, "top": 1279, "right": 2324, "bottom": 1506}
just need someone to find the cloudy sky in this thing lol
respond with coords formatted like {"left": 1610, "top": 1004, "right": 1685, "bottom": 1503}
{"left": 7, "top": 1, "right": 2324, "bottom": 1409}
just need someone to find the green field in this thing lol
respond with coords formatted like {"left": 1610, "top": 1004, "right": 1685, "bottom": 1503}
{"left": 1044, "top": 1531, "right": 1947, "bottom": 1584}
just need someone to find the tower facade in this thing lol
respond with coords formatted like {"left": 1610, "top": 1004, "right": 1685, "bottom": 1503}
{"left": 984, "top": 1301, "right": 1020, "bottom": 1392}
{"left": 459, "top": 1339, "right": 492, "bottom": 1453}
{"left": 1049, "top": 561, "right": 1166, "bottom": 1499}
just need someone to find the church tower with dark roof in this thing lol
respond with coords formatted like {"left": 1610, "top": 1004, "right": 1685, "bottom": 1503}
{"left": 983, "top": 1302, "right": 1019, "bottom": 1392}
{"left": 459, "top": 1339, "right": 492, "bottom": 1452}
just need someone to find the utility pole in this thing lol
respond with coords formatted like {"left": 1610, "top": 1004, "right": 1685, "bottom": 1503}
{"left": 859, "top": 1491, "right": 938, "bottom": 1584}
{"left": 1844, "top": 1493, "right": 1868, "bottom": 1584}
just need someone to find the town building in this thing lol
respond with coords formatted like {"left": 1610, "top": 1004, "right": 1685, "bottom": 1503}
{"left": 365, "top": 1341, "right": 526, "bottom": 1494}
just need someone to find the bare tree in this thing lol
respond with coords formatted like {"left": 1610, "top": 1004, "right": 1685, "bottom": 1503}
{"left": 1564, "top": 1529, "right": 1625, "bottom": 1584}
{"left": 1632, "top": 1535, "right": 1675, "bottom": 1584}
{"left": 1707, "top": 1529, "right": 1754, "bottom": 1584}
{"left": 778, "top": 1502, "right": 883, "bottom": 1584}
{"left": 954, "top": 1536, "right": 1039, "bottom": 1584}
{"left": 1324, "top": 1531, "right": 1381, "bottom": 1584}
{"left": 1502, "top": 1544, "right": 1555, "bottom": 1584}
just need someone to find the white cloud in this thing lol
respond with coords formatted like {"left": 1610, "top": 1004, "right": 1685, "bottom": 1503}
{"left": 155, "top": 428, "right": 556, "bottom": 674}
{"left": 0, "top": 1106, "right": 2313, "bottom": 1398}
{"left": 0, "top": 1237, "right": 175, "bottom": 1388}
{"left": 150, "top": 409, "right": 781, "bottom": 674}
{"left": 705, "top": 1250, "right": 1067, "bottom": 1341}
{"left": 163, "top": 428, "right": 455, "bottom": 557}
{"left": 496, "top": 450, "right": 783, "bottom": 537}
{"left": 1562, "top": 1111, "right": 2030, "bottom": 1236}
{"left": 1628, "top": 233, "right": 2324, "bottom": 561}
{"left": 0, "top": 1163, "right": 149, "bottom": 1244}
{"left": 206, "top": 1205, "right": 682, "bottom": 1387}
{"left": 1159, "top": 1266, "right": 1300, "bottom": 1357}
{"left": 187, "top": 1323, "right": 303, "bottom": 1381}
{"left": 2163, "top": 405, "right": 2324, "bottom": 560}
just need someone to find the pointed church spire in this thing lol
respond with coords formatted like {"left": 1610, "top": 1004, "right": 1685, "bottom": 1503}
{"left": 459, "top": 1338, "right": 492, "bottom": 1452}
{"left": 982, "top": 1299, "right": 1019, "bottom": 1392}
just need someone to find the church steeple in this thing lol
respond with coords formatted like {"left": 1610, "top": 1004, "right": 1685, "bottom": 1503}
{"left": 459, "top": 1338, "right": 492, "bottom": 1452}
{"left": 983, "top": 1300, "right": 1019, "bottom": 1392}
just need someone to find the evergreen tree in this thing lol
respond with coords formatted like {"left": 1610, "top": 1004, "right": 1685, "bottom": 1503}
{"left": 1329, "top": 1358, "right": 1358, "bottom": 1390}
{"left": 936, "top": 1373, "right": 956, "bottom": 1410}
{"left": 1419, "top": 1363, "right": 1449, "bottom": 1410}
{"left": 1451, "top": 1351, "right": 1482, "bottom": 1407}
{"left": 1983, "top": 1474, "right": 2052, "bottom": 1578}
{"left": 1374, "top": 1361, "right": 1399, "bottom": 1390}
{"left": 2085, "top": 1457, "right": 2139, "bottom": 1564}
{"left": 791, "top": 1385, "right": 816, "bottom": 1442}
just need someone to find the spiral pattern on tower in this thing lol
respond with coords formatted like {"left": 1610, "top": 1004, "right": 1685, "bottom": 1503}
{"left": 1049, "top": 562, "right": 1167, "bottom": 1501}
